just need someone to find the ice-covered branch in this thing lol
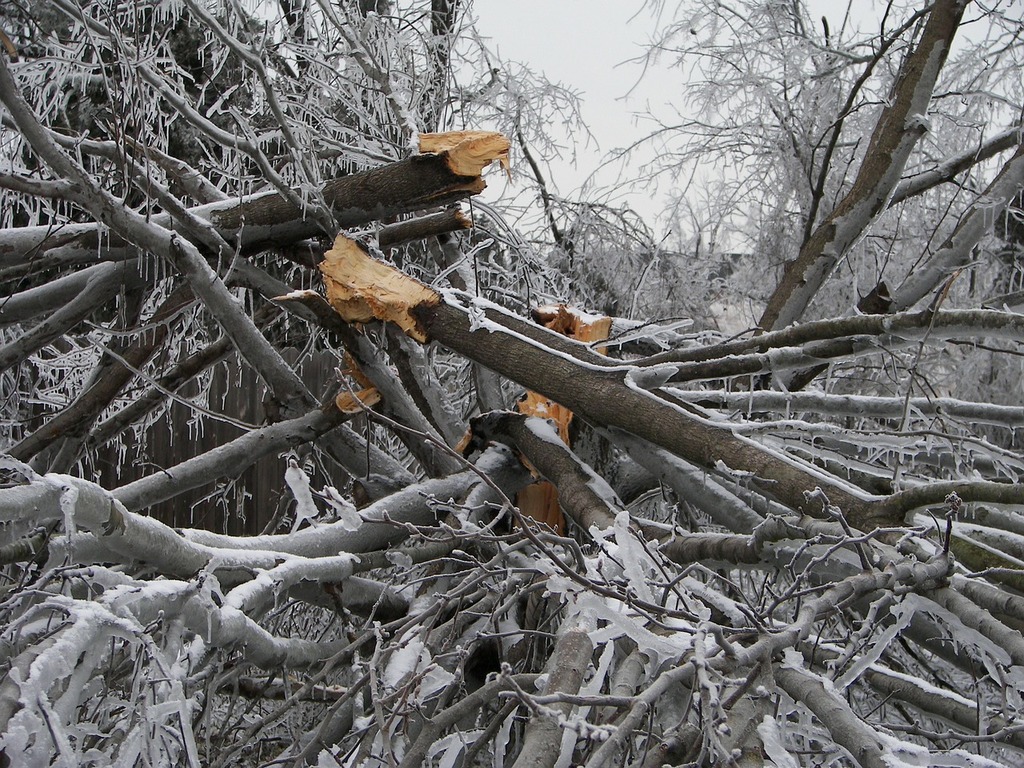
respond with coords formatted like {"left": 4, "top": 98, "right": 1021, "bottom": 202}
{"left": 758, "top": 0, "right": 968, "bottom": 330}
{"left": 111, "top": 406, "right": 348, "bottom": 511}
{"left": 0, "top": 261, "right": 133, "bottom": 371}
{"left": 511, "top": 624, "right": 594, "bottom": 768}
{"left": 893, "top": 139, "right": 1024, "bottom": 310}
{"left": 774, "top": 665, "right": 888, "bottom": 768}
{"left": 669, "top": 389, "right": 1024, "bottom": 427}
{"left": 890, "top": 123, "right": 1023, "bottom": 206}
{"left": 9, "top": 284, "right": 196, "bottom": 466}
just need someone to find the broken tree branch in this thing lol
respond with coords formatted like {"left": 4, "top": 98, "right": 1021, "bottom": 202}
{"left": 318, "top": 237, "right": 892, "bottom": 528}
{"left": 319, "top": 238, "right": 1024, "bottom": 531}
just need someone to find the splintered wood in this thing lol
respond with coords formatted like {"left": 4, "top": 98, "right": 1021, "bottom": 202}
{"left": 516, "top": 305, "right": 611, "bottom": 534}
{"left": 419, "top": 131, "right": 511, "bottom": 178}
{"left": 316, "top": 128, "right": 607, "bottom": 536}
{"left": 335, "top": 387, "right": 381, "bottom": 413}
{"left": 318, "top": 131, "right": 510, "bottom": 345}
{"left": 319, "top": 236, "right": 439, "bottom": 342}
{"left": 335, "top": 353, "right": 382, "bottom": 413}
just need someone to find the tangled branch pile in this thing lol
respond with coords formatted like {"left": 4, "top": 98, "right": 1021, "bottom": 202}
{"left": 1, "top": 1, "right": 1023, "bottom": 766}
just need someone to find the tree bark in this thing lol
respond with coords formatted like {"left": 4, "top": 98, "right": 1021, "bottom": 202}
{"left": 511, "top": 624, "right": 593, "bottom": 768}
{"left": 0, "top": 135, "right": 504, "bottom": 266}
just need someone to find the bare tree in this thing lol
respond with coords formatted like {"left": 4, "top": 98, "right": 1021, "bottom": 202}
{"left": 0, "top": 1, "right": 1023, "bottom": 767}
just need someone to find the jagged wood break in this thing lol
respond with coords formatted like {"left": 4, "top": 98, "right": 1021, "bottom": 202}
{"left": 515, "top": 306, "right": 612, "bottom": 534}
{"left": 418, "top": 130, "right": 512, "bottom": 177}
{"left": 319, "top": 130, "right": 509, "bottom": 341}
{"left": 321, "top": 236, "right": 439, "bottom": 342}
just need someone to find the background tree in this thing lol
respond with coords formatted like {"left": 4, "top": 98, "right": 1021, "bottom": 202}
{"left": 0, "top": 1, "right": 1023, "bottom": 767}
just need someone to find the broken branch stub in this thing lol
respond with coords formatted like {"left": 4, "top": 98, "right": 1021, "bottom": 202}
{"left": 334, "top": 353, "right": 382, "bottom": 414}
{"left": 419, "top": 131, "right": 511, "bottom": 178}
{"left": 335, "top": 387, "right": 382, "bottom": 414}
{"left": 320, "top": 236, "right": 440, "bottom": 342}
{"left": 516, "top": 305, "right": 613, "bottom": 534}
{"left": 319, "top": 131, "right": 509, "bottom": 341}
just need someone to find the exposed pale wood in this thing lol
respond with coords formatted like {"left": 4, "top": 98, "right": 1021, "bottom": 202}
{"left": 320, "top": 235, "right": 440, "bottom": 342}
{"left": 532, "top": 304, "right": 613, "bottom": 348}
{"left": 515, "top": 481, "right": 564, "bottom": 533}
{"left": 335, "top": 387, "right": 381, "bottom": 413}
{"left": 515, "top": 304, "right": 612, "bottom": 534}
{"left": 282, "top": 275, "right": 462, "bottom": 476}
{"left": 342, "top": 352, "right": 374, "bottom": 391}
{"left": 419, "top": 130, "right": 511, "bottom": 177}
{"left": 0, "top": 28, "right": 17, "bottom": 61}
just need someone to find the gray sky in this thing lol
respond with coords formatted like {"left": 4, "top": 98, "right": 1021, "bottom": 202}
{"left": 470, "top": 0, "right": 672, "bottom": 222}
{"left": 467, "top": 0, "right": 909, "bottom": 231}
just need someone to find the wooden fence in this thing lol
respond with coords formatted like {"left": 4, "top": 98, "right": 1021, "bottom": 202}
{"left": 95, "top": 349, "right": 344, "bottom": 534}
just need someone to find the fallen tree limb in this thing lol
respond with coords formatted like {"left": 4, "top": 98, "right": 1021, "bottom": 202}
{"left": 378, "top": 207, "right": 472, "bottom": 249}
{"left": 0, "top": 450, "right": 520, "bottom": 582}
{"left": 640, "top": 308, "right": 1024, "bottom": 371}
{"left": 82, "top": 310, "right": 270, "bottom": 452}
{"left": 0, "top": 262, "right": 121, "bottom": 326}
{"left": 470, "top": 411, "right": 621, "bottom": 532}
{"left": 469, "top": 411, "right": 778, "bottom": 564}
{"left": 774, "top": 666, "right": 888, "bottom": 768}
{"left": 513, "top": 305, "right": 613, "bottom": 533}
{"left": 668, "top": 390, "right": 1024, "bottom": 427}
{"left": 0, "top": 132, "right": 506, "bottom": 266}
{"left": 317, "top": 237, "right": 1024, "bottom": 530}
{"left": 180, "top": 446, "right": 528, "bottom": 557}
